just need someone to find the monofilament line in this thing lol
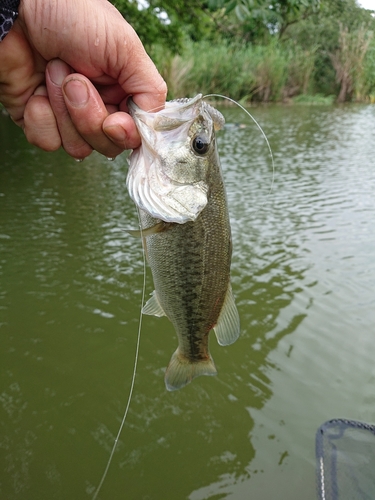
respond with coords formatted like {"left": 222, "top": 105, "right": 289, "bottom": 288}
{"left": 92, "top": 211, "right": 147, "bottom": 500}
{"left": 203, "top": 94, "right": 275, "bottom": 201}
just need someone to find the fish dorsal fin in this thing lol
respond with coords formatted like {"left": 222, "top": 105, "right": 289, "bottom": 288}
{"left": 142, "top": 290, "right": 166, "bottom": 317}
{"left": 213, "top": 285, "right": 240, "bottom": 346}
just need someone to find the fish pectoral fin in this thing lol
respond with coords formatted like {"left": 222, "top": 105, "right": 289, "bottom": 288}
{"left": 213, "top": 285, "right": 240, "bottom": 346}
{"left": 142, "top": 290, "right": 166, "bottom": 317}
{"left": 127, "top": 221, "right": 175, "bottom": 238}
{"left": 164, "top": 348, "right": 217, "bottom": 391}
{"left": 126, "top": 228, "right": 143, "bottom": 238}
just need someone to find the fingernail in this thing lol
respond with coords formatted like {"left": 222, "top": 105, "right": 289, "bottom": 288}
{"left": 63, "top": 79, "right": 89, "bottom": 107}
{"left": 104, "top": 124, "right": 127, "bottom": 145}
{"left": 48, "top": 59, "right": 68, "bottom": 86}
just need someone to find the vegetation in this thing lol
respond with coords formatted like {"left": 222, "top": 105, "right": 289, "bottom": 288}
{"left": 114, "top": 0, "right": 375, "bottom": 103}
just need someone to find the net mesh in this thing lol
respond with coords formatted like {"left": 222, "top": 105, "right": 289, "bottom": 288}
{"left": 316, "top": 419, "right": 375, "bottom": 500}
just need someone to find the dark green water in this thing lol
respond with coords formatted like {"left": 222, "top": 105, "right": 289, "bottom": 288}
{"left": 1, "top": 104, "right": 375, "bottom": 499}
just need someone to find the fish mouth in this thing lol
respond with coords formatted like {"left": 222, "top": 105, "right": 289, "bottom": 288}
{"left": 127, "top": 94, "right": 203, "bottom": 153}
{"left": 126, "top": 94, "right": 222, "bottom": 223}
{"left": 128, "top": 93, "right": 203, "bottom": 118}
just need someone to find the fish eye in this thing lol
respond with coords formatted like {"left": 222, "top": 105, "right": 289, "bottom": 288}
{"left": 192, "top": 134, "right": 209, "bottom": 155}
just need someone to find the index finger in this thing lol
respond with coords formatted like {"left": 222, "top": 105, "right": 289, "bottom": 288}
{"left": 125, "top": 68, "right": 167, "bottom": 113}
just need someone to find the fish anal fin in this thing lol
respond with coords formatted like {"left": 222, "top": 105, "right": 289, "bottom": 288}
{"left": 213, "top": 285, "right": 240, "bottom": 346}
{"left": 142, "top": 290, "right": 166, "bottom": 317}
{"left": 165, "top": 348, "right": 217, "bottom": 391}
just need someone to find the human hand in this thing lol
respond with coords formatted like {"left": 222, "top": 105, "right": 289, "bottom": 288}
{"left": 0, "top": 0, "right": 167, "bottom": 159}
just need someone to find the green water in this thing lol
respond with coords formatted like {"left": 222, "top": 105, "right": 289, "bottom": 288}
{"left": 1, "top": 104, "right": 375, "bottom": 499}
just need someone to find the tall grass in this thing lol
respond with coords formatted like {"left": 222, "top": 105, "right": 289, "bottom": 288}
{"left": 152, "top": 36, "right": 375, "bottom": 103}
{"left": 153, "top": 42, "right": 257, "bottom": 101}
{"left": 329, "top": 24, "right": 374, "bottom": 102}
{"left": 153, "top": 40, "right": 318, "bottom": 103}
{"left": 359, "top": 35, "right": 375, "bottom": 101}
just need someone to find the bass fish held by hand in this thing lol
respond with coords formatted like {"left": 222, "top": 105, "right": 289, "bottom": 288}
{"left": 127, "top": 94, "right": 240, "bottom": 391}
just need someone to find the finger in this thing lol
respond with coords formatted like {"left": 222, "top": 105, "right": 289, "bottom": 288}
{"left": 115, "top": 30, "right": 167, "bottom": 113}
{"left": 95, "top": 84, "right": 141, "bottom": 148}
{"left": 96, "top": 83, "right": 127, "bottom": 106}
{"left": 62, "top": 75, "right": 125, "bottom": 158}
{"left": 0, "top": 24, "right": 46, "bottom": 127}
{"left": 46, "top": 59, "right": 92, "bottom": 159}
{"left": 126, "top": 70, "right": 167, "bottom": 114}
{"left": 103, "top": 111, "right": 141, "bottom": 150}
{"left": 23, "top": 86, "right": 62, "bottom": 152}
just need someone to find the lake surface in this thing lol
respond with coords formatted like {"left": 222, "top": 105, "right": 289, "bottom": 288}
{"left": 1, "top": 103, "right": 375, "bottom": 499}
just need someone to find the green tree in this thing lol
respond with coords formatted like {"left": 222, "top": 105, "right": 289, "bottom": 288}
{"left": 111, "top": 0, "right": 213, "bottom": 53}
{"left": 206, "top": 0, "right": 320, "bottom": 41}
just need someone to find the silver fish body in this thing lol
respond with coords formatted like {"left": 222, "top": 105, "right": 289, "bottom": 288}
{"left": 127, "top": 95, "right": 240, "bottom": 391}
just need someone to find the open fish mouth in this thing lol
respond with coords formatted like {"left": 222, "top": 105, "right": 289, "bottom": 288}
{"left": 126, "top": 94, "right": 225, "bottom": 224}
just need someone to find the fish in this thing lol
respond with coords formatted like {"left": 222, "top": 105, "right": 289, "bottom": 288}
{"left": 126, "top": 94, "right": 240, "bottom": 391}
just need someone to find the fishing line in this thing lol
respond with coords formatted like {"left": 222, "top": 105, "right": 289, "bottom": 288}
{"left": 144, "top": 94, "right": 275, "bottom": 200}
{"left": 92, "top": 209, "right": 146, "bottom": 500}
{"left": 203, "top": 94, "right": 275, "bottom": 201}
{"left": 92, "top": 94, "right": 271, "bottom": 497}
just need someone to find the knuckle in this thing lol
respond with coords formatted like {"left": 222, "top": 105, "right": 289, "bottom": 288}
{"left": 155, "top": 78, "right": 168, "bottom": 100}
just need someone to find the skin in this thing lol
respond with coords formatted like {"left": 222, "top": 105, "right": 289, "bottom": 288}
{"left": 0, "top": 0, "right": 167, "bottom": 159}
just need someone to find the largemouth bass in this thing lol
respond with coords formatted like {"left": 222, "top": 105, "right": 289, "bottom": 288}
{"left": 127, "top": 94, "right": 240, "bottom": 391}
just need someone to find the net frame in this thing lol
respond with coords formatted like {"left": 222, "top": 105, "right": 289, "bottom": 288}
{"left": 316, "top": 418, "right": 375, "bottom": 500}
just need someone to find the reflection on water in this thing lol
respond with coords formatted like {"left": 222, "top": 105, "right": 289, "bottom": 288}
{"left": 1, "top": 104, "right": 375, "bottom": 499}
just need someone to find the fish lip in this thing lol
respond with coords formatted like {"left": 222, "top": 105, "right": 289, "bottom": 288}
{"left": 127, "top": 97, "right": 141, "bottom": 117}
{"left": 128, "top": 93, "right": 203, "bottom": 116}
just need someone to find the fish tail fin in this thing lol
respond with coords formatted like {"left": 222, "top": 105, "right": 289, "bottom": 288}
{"left": 164, "top": 348, "right": 217, "bottom": 392}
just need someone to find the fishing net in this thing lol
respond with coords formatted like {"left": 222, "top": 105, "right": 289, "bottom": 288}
{"left": 316, "top": 419, "right": 375, "bottom": 500}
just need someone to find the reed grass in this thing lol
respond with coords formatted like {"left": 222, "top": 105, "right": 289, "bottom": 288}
{"left": 151, "top": 37, "right": 375, "bottom": 103}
